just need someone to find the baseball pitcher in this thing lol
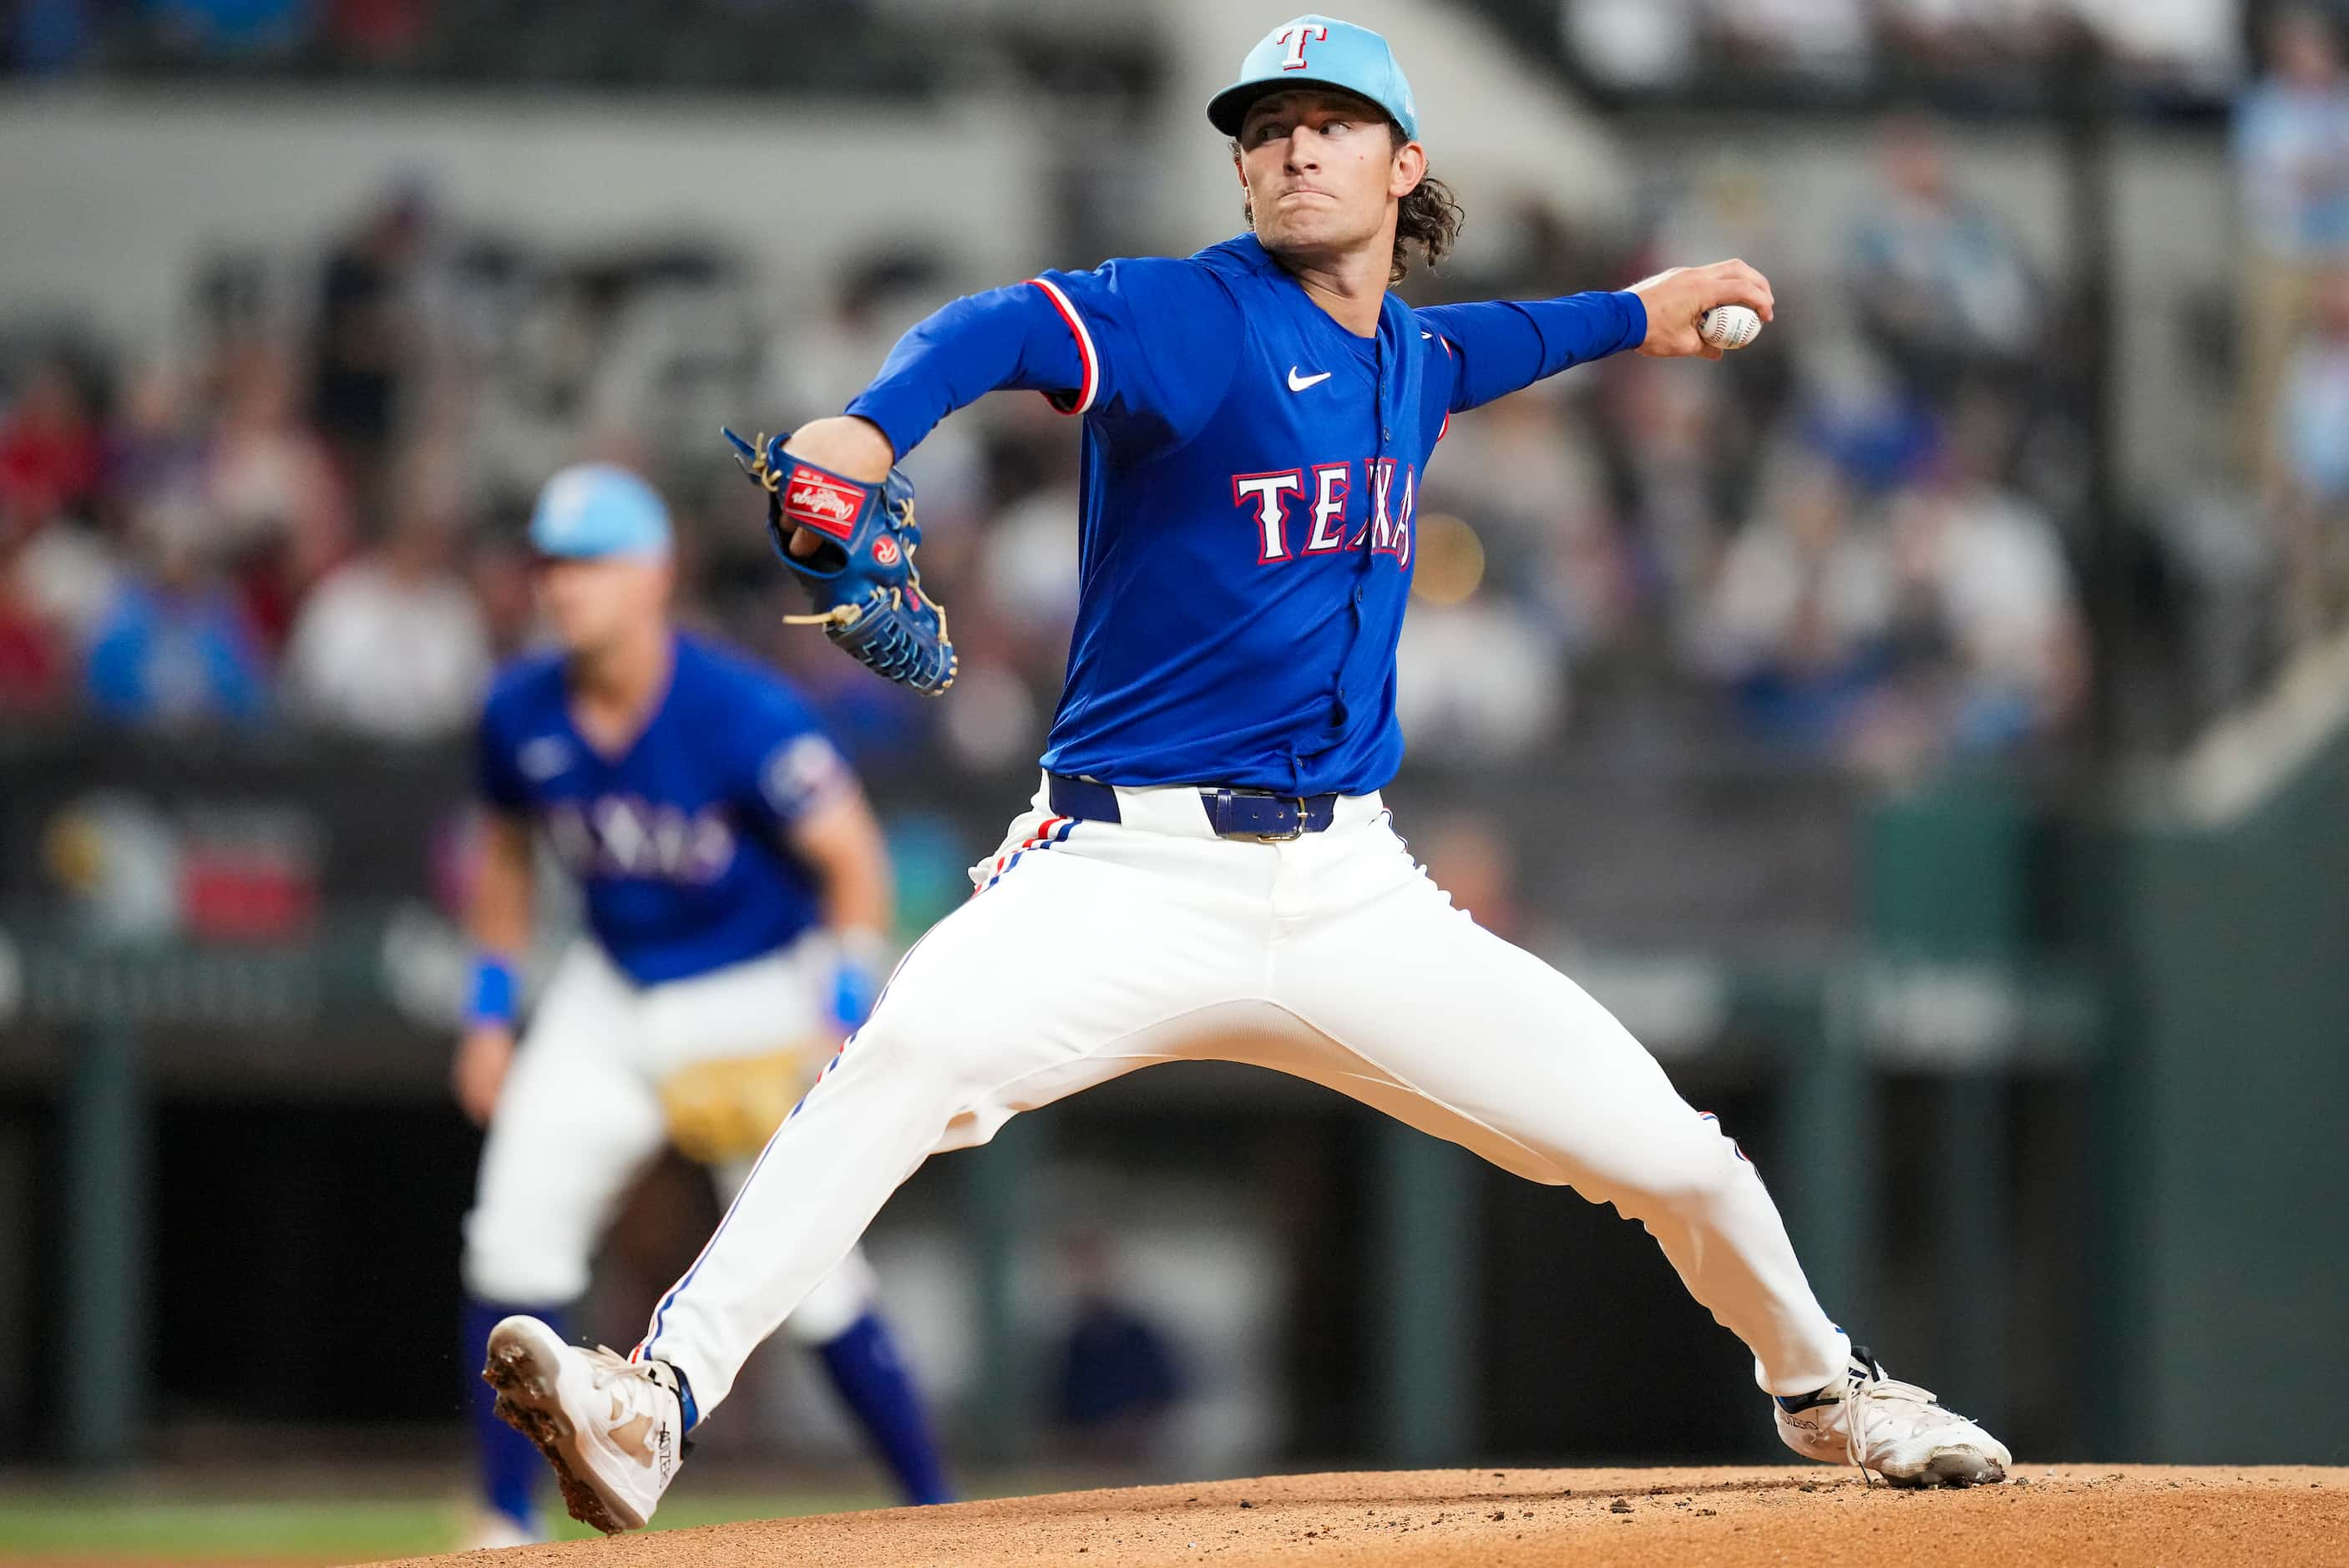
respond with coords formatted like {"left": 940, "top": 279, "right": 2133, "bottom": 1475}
{"left": 481, "top": 18, "right": 2009, "bottom": 1532}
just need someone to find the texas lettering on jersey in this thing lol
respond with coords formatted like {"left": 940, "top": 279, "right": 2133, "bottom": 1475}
{"left": 543, "top": 795, "right": 737, "bottom": 885}
{"left": 1233, "top": 457, "right": 1416, "bottom": 567}
{"left": 476, "top": 633, "right": 842, "bottom": 986}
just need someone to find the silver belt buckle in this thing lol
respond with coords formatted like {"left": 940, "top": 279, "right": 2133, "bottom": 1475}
{"left": 1212, "top": 787, "right": 1311, "bottom": 842}
{"left": 1252, "top": 797, "right": 1309, "bottom": 842}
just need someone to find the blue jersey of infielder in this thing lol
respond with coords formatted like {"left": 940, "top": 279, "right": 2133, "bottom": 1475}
{"left": 463, "top": 465, "right": 957, "bottom": 1540}
{"left": 847, "top": 232, "right": 1644, "bottom": 793}
{"left": 476, "top": 633, "right": 845, "bottom": 986}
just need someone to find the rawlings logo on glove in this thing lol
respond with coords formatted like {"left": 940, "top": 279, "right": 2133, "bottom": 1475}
{"left": 723, "top": 427, "right": 958, "bottom": 696}
{"left": 781, "top": 467, "right": 864, "bottom": 537}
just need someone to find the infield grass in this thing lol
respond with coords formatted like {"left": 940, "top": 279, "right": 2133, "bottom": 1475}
{"left": 0, "top": 1486, "right": 894, "bottom": 1562}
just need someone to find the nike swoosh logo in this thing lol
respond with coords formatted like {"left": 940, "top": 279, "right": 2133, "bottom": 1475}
{"left": 1287, "top": 367, "right": 1333, "bottom": 392}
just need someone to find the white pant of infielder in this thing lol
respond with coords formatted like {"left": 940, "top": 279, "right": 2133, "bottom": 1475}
{"left": 466, "top": 935, "right": 879, "bottom": 1345}
{"left": 637, "top": 777, "right": 1851, "bottom": 1408}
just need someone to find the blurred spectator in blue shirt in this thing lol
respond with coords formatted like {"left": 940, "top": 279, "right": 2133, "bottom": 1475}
{"left": 2235, "top": 8, "right": 2349, "bottom": 482}
{"left": 103, "top": 361, "right": 208, "bottom": 529}
{"left": 86, "top": 504, "right": 270, "bottom": 726}
{"left": 2273, "top": 266, "right": 2349, "bottom": 640}
{"left": 1845, "top": 116, "right": 2043, "bottom": 393}
{"left": 2278, "top": 268, "right": 2349, "bottom": 504}
{"left": 1052, "top": 1233, "right": 1185, "bottom": 1464}
{"left": 1698, "top": 456, "right": 1896, "bottom": 756}
{"left": 9, "top": 0, "right": 90, "bottom": 74}
{"left": 147, "top": 0, "right": 310, "bottom": 56}
{"left": 2236, "top": 9, "right": 2349, "bottom": 261}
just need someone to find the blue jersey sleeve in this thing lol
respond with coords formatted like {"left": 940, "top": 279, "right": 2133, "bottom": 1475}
{"left": 475, "top": 699, "right": 529, "bottom": 815}
{"left": 844, "top": 257, "right": 1241, "bottom": 461}
{"left": 1025, "top": 257, "right": 1243, "bottom": 456}
{"left": 846, "top": 282, "right": 1087, "bottom": 459}
{"left": 1418, "top": 291, "right": 1647, "bottom": 414}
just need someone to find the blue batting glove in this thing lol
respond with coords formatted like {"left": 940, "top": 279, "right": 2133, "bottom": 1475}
{"left": 831, "top": 931, "right": 888, "bottom": 1030}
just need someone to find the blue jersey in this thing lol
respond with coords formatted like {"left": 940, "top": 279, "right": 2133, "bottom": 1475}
{"left": 476, "top": 632, "right": 848, "bottom": 986}
{"left": 848, "top": 232, "right": 1645, "bottom": 796}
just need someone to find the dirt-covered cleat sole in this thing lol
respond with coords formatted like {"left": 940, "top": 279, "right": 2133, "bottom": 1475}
{"left": 483, "top": 1323, "right": 623, "bottom": 1535}
{"left": 1882, "top": 1444, "right": 2007, "bottom": 1489}
{"left": 481, "top": 1316, "right": 681, "bottom": 1535}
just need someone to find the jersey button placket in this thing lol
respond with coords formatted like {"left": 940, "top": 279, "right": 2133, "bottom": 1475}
{"left": 1334, "top": 336, "right": 1382, "bottom": 726}
{"left": 1374, "top": 332, "right": 1390, "bottom": 449}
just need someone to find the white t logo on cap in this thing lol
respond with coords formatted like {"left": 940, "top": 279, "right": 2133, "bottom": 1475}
{"left": 544, "top": 470, "right": 595, "bottom": 537}
{"left": 1274, "top": 22, "right": 1327, "bottom": 69}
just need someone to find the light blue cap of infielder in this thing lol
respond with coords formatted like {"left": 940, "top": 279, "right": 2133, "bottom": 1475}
{"left": 529, "top": 463, "right": 671, "bottom": 559}
{"left": 1207, "top": 14, "right": 1420, "bottom": 142}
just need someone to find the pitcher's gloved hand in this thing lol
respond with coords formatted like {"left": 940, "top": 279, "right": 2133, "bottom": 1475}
{"left": 723, "top": 427, "right": 957, "bottom": 695}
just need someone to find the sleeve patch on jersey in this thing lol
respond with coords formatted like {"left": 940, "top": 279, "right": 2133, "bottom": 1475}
{"left": 1027, "top": 276, "right": 1099, "bottom": 416}
{"left": 760, "top": 732, "right": 850, "bottom": 820}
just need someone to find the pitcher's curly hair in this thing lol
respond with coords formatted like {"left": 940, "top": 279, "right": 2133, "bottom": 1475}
{"left": 1234, "top": 121, "right": 1464, "bottom": 286}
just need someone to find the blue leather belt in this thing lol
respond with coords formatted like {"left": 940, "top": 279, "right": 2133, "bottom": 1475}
{"left": 1047, "top": 772, "right": 1338, "bottom": 841}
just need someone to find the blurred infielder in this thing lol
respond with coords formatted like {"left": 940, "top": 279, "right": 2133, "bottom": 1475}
{"left": 458, "top": 463, "right": 949, "bottom": 1545}
{"left": 483, "top": 18, "right": 2010, "bottom": 1532}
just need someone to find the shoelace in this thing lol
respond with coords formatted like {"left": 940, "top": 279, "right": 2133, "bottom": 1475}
{"left": 1842, "top": 1363, "right": 1971, "bottom": 1487}
{"left": 584, "top": 1344, "right": 674, "bottom": 1418}
{"left": 1843, "top": 1363, "right": 1876, "bottom": 1486}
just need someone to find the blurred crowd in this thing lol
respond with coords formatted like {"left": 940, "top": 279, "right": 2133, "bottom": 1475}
{"left": 2235, "top": 7, "right": 2349, "bottom": 645}
{"left": 6, "top": 7, "right": 2349, "bottom": 785}
{"left": 1387, "top": 105, "right": 2095, "bottom": 782}
{"left": 1, "top": 0, "right": 2288, "bottom": 106}
{"left": 1552, "top": 0, "right": 2255, "bottom": 102}
{"left": 0, "top": 0, "right": 1137, "bottom": 95}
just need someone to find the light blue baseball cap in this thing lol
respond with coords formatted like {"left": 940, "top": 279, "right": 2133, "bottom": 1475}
{"left": 1207, "top": 14, "right": 1420, "bottom": 142}
{"left": 529, "top": 463, "right": 671, "bottom": 559}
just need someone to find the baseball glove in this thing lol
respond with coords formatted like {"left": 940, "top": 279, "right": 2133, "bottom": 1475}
{"left": 656, "top": 1045, "right": 821, "bottom": 1166}
{"left": 722, "top": 427, "right": 957, "bottom": 695}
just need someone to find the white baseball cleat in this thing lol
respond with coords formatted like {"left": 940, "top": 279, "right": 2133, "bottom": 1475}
{"left": 1774, "top": 1348, "right": 2011, "bottom": 1487}
{"left": 458, "top": 1508, "right": 541, "bottom": 1550}
{"left": 481, "top": 1315, "right": 686, "bottom": 1535}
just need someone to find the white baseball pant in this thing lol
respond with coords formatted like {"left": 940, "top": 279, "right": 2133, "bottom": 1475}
{"left": 463, "top": 936, "right": 878, "bottom": 1343}
{"left": 637, "top": 776, "right": 1850, "bottom": 1412}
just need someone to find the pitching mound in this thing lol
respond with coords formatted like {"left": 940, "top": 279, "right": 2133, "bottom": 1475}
{"left": 377, "top": 1464, "right": 2346, "bottom": 1567}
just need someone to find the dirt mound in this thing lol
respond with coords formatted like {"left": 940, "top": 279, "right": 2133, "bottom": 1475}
{"left": 375, "top": 1464, "right": 2346, "bottom": 1567}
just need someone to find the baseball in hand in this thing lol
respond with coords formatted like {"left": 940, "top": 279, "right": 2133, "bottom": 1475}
{"left": 1700, "top": 305, "right": 1762, "bottom": 351}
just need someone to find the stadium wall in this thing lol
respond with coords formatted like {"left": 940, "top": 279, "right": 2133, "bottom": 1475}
{"left": 2110, "top": 679, "right": 2349, "bottom": 1460}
